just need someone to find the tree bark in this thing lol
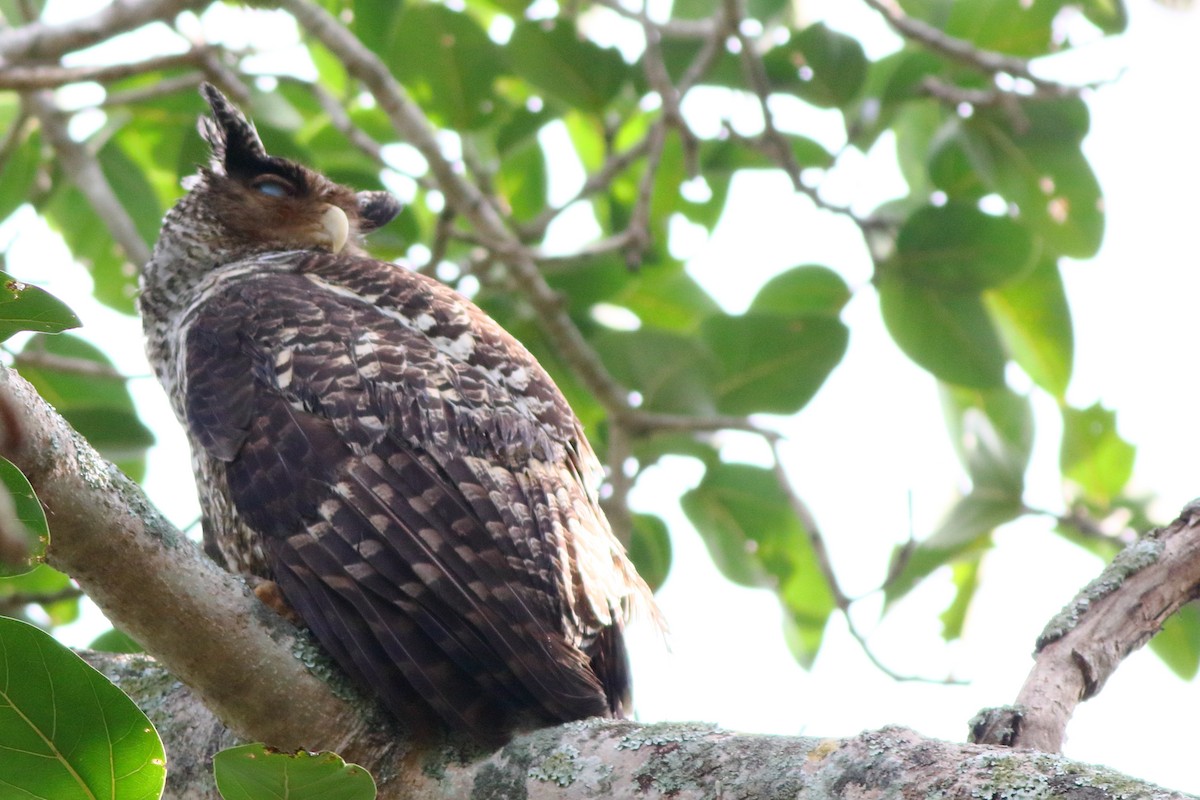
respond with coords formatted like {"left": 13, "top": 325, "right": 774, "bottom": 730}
{"left": 77, "top": 651, "right": 1200, "bottom": 800}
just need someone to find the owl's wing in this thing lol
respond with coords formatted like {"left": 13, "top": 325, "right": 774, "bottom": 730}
{"left": 182, "top": 257, "right": 636, "bottom": 736}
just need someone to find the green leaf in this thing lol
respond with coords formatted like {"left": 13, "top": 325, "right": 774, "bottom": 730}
{"left": 89, "top": 628, "right": 144, "bottom": 655}
{"left": 681, "top": 463, "right": 836, "bottom": 667}
{"left": 934, "top": 100, "right": 1104, "bottom": 258}
{"left": 940, "top": 556, "right": 982, "bottom": 641}
{"left": 701, "top": 313, "right": 848, "bottom": 415}
{"left": 777, "top": 23, "right": 868, "bottom": 108}
{"left": 984, "top": 256, "right": 1073, "bottom": 398}
{"left": 0, "top": 564, "right": 78, "bottom": 627}
{"left": 388, "top": 5, "right": 505, "bottom": 130}
{"left": 884, "top": 494, "right": 1011, "bottom": 604}
{"left": 893, "top": 204, "right": 1036, "bottom": 291}
{"left": 1060, "top": 403, "right": 1135, "bottom": 505}
{"left": 748, "top": 265, "right": 851, "bottom": 318}
{"left": 213, "top": 744, "right": 376, "bottom": 800}
{"left": 940, "top": 384, "right": 1033, "bottom": 496}
{"left": 0, "top": 127, "right": 40, "bottom": 224}
{"left": 0, "top": 274, "right": 80, "bottom": 343}
{"left": 0, "top": 616, "right": 165, "bottom": 799}
{"left": 628, "top": 513, "right": 672, "bottom": 592}
{"left": 16, "top": 334, "right": 154, "bottom": 480}
{"left": 595, "top": 327, "right": 719, "bottom": 416}
{"left": 0, "top": 455, "right": 48, "bottom": 577}
{"left": 1079, "top": 0, "right": 1127, "bottom": 34}
{"left": 942, "top": 0, "right": 1059, "bottom": 57}
{"left": 877, "top": 276, "right": 1006, "bottom": 388}
{"left": 494, "top": 138, "right": 547, "bottom": 222}
{"left": 1149, "top": 603, "right": 1200, "bottom": 680}
{"left": 507, "top": 20, "right": 631, "bottom": 112}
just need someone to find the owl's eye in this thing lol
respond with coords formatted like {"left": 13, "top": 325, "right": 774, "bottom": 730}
{"left": 251, "top": 176, "right": 293, "bottom": 198}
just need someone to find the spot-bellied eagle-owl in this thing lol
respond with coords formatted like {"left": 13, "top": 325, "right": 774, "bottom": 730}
{"left": 139, "top": 83, "right": 656, "bottom": 741}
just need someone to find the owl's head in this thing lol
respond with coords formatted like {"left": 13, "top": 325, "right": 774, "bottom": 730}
{"left": 182, "top": 83, "right": 401, "bottom": 257}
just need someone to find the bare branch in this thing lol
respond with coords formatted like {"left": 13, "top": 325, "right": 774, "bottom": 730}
{"left": 0, "top": 48, "right": 210, "bottom": 90}
{"left": 0, "top": 0, "right": 205, "bottom": 63}
{"left": 974, "top": 502, "right": 1200, "bottom": 752}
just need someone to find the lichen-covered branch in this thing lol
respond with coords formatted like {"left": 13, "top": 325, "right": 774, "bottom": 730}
{"left": 973, "top": 504, "right": 1200, "bottom": 753}
{"left": 80, "top": 653, "right": 1200, "bottom": 800}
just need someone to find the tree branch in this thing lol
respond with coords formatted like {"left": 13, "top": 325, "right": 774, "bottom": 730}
{"left": 0, "top": 0, "right": 206, "bottom": 63}
{"left": 0, "top": 48, "right": 211, "bottom": 89}
{"left": 79, "top": 653, "right": 1200, "bottom": 800}
{"left": 973, "top": 502, "right": 1200, "bottom": 752}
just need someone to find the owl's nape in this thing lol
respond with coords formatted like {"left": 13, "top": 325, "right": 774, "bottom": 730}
{"left": 139, "top": 84, "right": 658, "bottom": 744}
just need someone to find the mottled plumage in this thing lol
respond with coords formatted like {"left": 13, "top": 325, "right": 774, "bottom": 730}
{"left": 139, "top": 84, "right": 655, "bottom": 740}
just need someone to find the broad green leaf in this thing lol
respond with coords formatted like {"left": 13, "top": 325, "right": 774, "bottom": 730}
{"left": 89, "top": 628, "right": 143, "bottom": 654}
{"left": 934, "top": 100, "right": 1104, "bottom": 258}
{"left": 0, "top": 617, "right": 165, "bottom": 800}
{"left": 775, "top": 23, "right": 868, "bottom": 109}
{"left": 595, "top": 327, "right": 719, "bottom": 416}
{"left": 213, "top": 744, "right": 376, "bottom": 800}
{"left": 877, "top": 276, "right": 1006, "bottom": 388}
{"left": 16, "top": 334, "right": 154, "bottom": 480}
{"left": 940, "top": 556, "right": 982, "bottom": 641}
{"left": 944, "top": 0, "right": 1060, "bottom": 56}
{"left": 749, "top": 265, "right": 851, "bottom": 318}
{"left": 1060, "top": 404, "right": 1135, "bottom": 505}
{"left": 893, "top": 204, "right": 1036, "bottom": 291}
{"left": 984, "top": 256, "right": 1073, "bottom": 398}
{"left": 351, "top": 0, "right": 406, "bottom": 59}
{"left": 1149, "top": 603, "right": 1200, "bottom": 680}
{"left": 0, "top": 128, "right": 40, "bottom": 224}
{"left": 0, "top": 564, "right": 78, "bottom": 627}
{"left": 507, "top": 20, "right": 631, "bottom": 112}
{"left": 681, "top": 463, "right": 836, "bottom": 666}
{"left": 0, "top": 273, "right": 80, "bottom": 343}
{"left": 701, "top": 313, "right": 848, "bottom": 415}
{"left": 0, "top": 455, "right": 48, "bottom": 577}
{"left": 940, "top": 384, "right": 1033, "bottom": 496}
{"left": 628, "top": 513, "right": 672, "bottom": 592}
{"left": 884, "top": 494, "right": 1011, "bottom": 604}
{"left": 845, "top": 50, "right": 944, "bottom": 151}
{"left": 389, "top": 5, "right": 505, "bottom": 130}
{"left": 616, "top": 261, "right": 722, "bottom": 333}
{"left": 494, "top": 138, "right": 547, "bottom": 222}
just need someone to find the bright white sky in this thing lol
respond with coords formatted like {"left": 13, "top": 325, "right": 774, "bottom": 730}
{"left": 7, "top": 0, "right": 1200, "bottom": 793}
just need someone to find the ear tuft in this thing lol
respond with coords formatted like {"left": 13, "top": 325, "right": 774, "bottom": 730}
{"left": 357, "top": 191, "right": 403, "bottom": 232}
{"left": 198, "top": 83, "right": 268, "bottom": 178}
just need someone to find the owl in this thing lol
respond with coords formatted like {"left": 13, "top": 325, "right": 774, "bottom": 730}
{"left": 139, "top": 83, "right": 656, "bottom": 742}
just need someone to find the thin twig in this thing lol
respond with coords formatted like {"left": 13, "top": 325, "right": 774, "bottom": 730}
{"left": 768, "top": 438, "right": 961, "bottom": 684}
{"left": 0, "top": 585, "right": 85, "bottom": 613}
{"left": 723, "top": 0, "right": 802, "bottom": 191}
{"left": 860, "top": 0, "right": 1078, "bottom": 93}
{"left": 0, "top": 0, "right": 204, "bottom": 63}
{"left": 0, "top": 48, "right": 211, "bottom": 90}
{"left": 13, "top": 347, "right": 128, "bottom": 380}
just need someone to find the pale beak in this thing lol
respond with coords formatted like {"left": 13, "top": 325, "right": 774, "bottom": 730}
{"left": 318, "top": 204, "right": 350, "bottom": 254}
